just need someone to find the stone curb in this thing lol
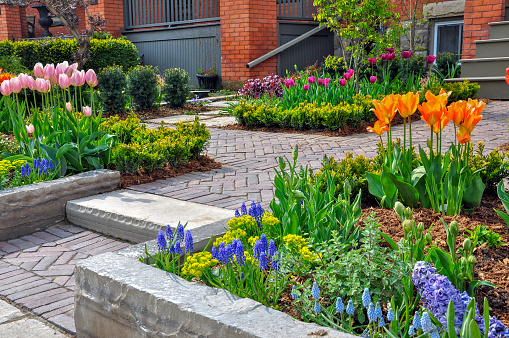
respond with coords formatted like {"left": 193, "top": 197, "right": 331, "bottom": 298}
{"left": 75, "top": 252, "right": 357, "bottom": 338}
{"left": 0, "top": 169, "right": 119, "bottom": 241}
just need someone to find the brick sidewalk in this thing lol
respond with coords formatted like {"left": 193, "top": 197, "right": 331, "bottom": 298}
{"left": 133, "top": 101, "right": 509, "bottom": 210}
{"left": 0, "top": 223, "right": 130, "bottom": 334}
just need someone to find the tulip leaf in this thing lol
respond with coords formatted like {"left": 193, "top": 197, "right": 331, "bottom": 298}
{"left": 387, "top": 172, "right": 419, "bottom": 208}
{"left": 463, "top": 176, "right": 485, "bottom": 208}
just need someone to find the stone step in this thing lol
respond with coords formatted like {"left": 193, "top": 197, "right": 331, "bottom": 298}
{"left": 445, "top": 76, "right": 509, "bottom": 99}
{"left": 474, "top": 38, "right": 509, "bottom": 58}
{"left": 460, "top": 57, "right": 509, "bottom": 78}
{"left": 489, "top": 21, "right": 509, "bottom": 40}
{"left": 66, "top": 190, "right": 232, "bottom": 251}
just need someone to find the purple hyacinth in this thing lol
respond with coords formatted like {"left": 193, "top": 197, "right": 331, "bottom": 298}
{"left": 259, "top": 252, "right": 267, "bottom": 270}
{"left": 268, "top": 239, "right": 277, "bottom": 258}
{"left": 240, "top": 202, "right": 247, "bottom": 216}
{"left": 157, "top": 230, "right": 167, "bottom": 250}
{"left": 174, "top": 240, "right": 182, "bottom": 255}
{"left": 184, "top": 230, "right": 193, "bottom": 254}
{"left": 235, "top": 209, "right": 240, "bottom": 218}
{"left": 233, "top": 239, "right": 245, "bottom": 266}
{"left": 260, "top": 234, "right": 268, "bottom": 253}
{"left": 166, "top": 225, "right": 173, "bottom": 242}
{"left": 176, "top": 223, "right": 184, "bottom": 242}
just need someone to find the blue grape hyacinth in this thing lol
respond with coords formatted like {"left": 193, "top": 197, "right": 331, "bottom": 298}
{"left": 268, "top": 239, "right": 277, "bottom": 258}
{"left": 374, "top": 302, "right": 382, "bottom": 320}
{"left": 291, "top": 286, "right": 298, "bottom": 300}
{"left": 184, "top": 230, "right": 193, "bottom": 254}
{"left": 157, "top": 230, "right": 167, "bottom": 251}
{"left": 387, "top": 307, "right": 395, "bottom": 322}
{"left": 165, "top": 225, "right": 173, "bottom": 242}
{"left": 362, "top": 288, "right": 371, "bottom": 308}
{"left": 311, "top": 282, "right": 320, "bottom": 300}
{"left": 235, "top": 209, "right": 240, "bottom": 218}
{"left": 346, "top": 300, "right": 355, "bottom": 315}
{"left": 174, "top": 241, "right": 183, "bottom": 255}
{"left": 240, "top": 202, "right": 247, "bottom": 216}
{"left": 258, "top": 252, "right": 268, "bottom": 271}
{"left": 421, "top": 312, "right": 432, "bottom": 333}
{"left": 233, "top": 239, "right": 245, "bottom": 266}
{"left": 335, "top": 297, "right": 344, "bottom": 314}
{"left": 367, "top": 303, "right": 376, "bottom": 322}
{"left": 408, "top": 325, "right": 415, "bottom": 335}
{"left": 314, "top": 301, "right": 321, "bottom": 313}
{"left": 176, "top": 223, "right": 184, "bottom": 242}
{"left": 413, "top": 311, "right": 421, "bottom": 330}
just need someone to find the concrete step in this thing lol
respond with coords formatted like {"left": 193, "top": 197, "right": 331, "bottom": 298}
{"left": 445, "top": 76, "right": 509, "bottom": 99}
{"left": 460, "top": 57, "right": 509, "bottom": 77}
{"left": 489, "top": 21, "right": 509, "bottom": 39}
{"left": 66, "top": 190, "right": 232, "bottom": 251}
{"left": 475, "top": 38, "right": 509, "bottom": 58}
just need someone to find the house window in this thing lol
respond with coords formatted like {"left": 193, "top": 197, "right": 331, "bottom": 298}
{"left": 434, "top": 21, "right": 463, "bottom": 55}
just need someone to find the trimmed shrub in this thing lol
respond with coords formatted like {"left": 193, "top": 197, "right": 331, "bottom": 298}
{"left": 162, "top": 68, "right": 191, "bottom": 108}
{"left": 85, "top": 37, "right": 140, "bottom": 72}
{"left": 435, "top": 52, "right": 461, "bottom": 78}
{"left": 0, "top": 55, "right": 29, "bottom": 75}
{"left": 421, "top": 80, "right": 480, "bottom": 102}
{"left": 126, "top": 65, "right": 159, "bottom": 110}
{"left": 97, "top": 66, "right": 127, "bottom": 112}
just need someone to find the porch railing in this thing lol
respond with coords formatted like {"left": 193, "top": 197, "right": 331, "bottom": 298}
{"left": 277, "top": 0, "right": 316, "bottom": 21}
{"left": 123, "top": 0, "right": 220, "bottom": 30}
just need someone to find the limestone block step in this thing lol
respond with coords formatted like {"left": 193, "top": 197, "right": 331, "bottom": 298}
{"left": 474, "top": 38, "right": 509, "bottom": 58}
{"left": 461, "top": 57, "right": 509, "bottom": 78}
{"left": 489, "top": 21, "right": 509, "bottom": 40}
{"left": 445, "top": 76, "right": 509, "bottom": 100}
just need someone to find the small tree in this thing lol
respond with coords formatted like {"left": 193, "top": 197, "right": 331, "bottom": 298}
{"left": 4, "top": 0, "right": 105, "bottom": 69}
{"left": 313, "top": 0, "right": 403, "bottom": 71}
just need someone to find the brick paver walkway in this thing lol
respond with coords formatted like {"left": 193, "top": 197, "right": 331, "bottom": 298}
{"left": 132, "top": 101, "right": 509, "bottom": 210}
{"left": 0, "top": 223, "right": 130, "bottom": 334}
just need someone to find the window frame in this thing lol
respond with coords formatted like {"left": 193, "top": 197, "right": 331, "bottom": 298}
{"left": 433, "top": 20, "right": 464, "bottom": 56}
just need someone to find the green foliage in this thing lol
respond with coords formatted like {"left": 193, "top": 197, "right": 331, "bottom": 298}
{"left": 101, "top": 115, "right": 210, "bottom": 173}
{"left": 422, "top": 80, "right": 480, "bottom": 102}
{"left": 0, "top": 37, "right": 139, "bottom": 73}
{"left": 97, "top": 66, "right": 128, "bottom": 112}
{"left": 0, "top": 134, "right": 19, "bottom": 155}
{"left": 126, "top": 65, "right": 159, "bottom": 110}
{"left": 464, "top": 225, "right": 505, "bottom": 248}
{"left": 469, "top": 142, "right": 509, "bottom": 191}
{"left": 0, "top": 55, "right": 29, "bottom": 75}
{"left": 232, "top": 96, "right": 373, "bottom": 130}
{"left": 323, "top": 55, "right": 348, "bottom": 77}
{"left": 162, "top": 68, "right": 191, "bottom": 108}
{"left": 435, "top": 52, "right": 461, "bottom": 78}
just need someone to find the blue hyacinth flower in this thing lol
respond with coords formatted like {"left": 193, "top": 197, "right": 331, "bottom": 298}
{"left": 314, "top": 301, "right": 321, "bottom": 313}
{"left": 184, "top": 230, "right": 193, "bottom": 254}
{"left": 311, "top": 282, "right": 320, "bottom": 300}
{"left": 156, "top": 230, "right": 167, "bottom": 251}
{"left": 335, "top": 297, "right": 344, "bottom": 314}
{"left": 166, "top": 225, "right": 173, "bottom": 242}
{"left": 362, "top": 288, "right": 371, "bottom": 308}
{"left": 346, "top": 300, "right": 354, "bottom": 315}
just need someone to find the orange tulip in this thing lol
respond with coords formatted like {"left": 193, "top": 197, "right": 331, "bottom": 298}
{"left": 466, "top": 98, "right": 485, "bottom": 116}
{"left": 457, "top": 128, "right": 471, "bottom": 144}
{"left": 418, "top": 101, "right": 443, "bottom": 127}
{"left": 505, "top": 74, "right": 509, "bottom": 85}
{"left": 397, "top": 92, "right": 419, "bottom": 118}
{"left": 367, "top": 120, "right": 389, "bottom": 136}
{"left": 446, "top": 100, "right": 468, "bottom": 127}
{"left": 461, "top": 112, "right": 483, "bottom": 134}
{"left": 371, "top": 94, "right": 399, "bottom": 124}
{"left": 425, "top": 89, "right": 451, "bottom": 108}
{"left": 431, "top": 115, "right": 450, "bottom": 134}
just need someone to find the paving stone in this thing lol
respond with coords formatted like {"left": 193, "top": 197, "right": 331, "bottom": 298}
{"left": 16, "top": 288, "right": 71, "bottom": 308}
{"left": 0, "top": 317, "right": 67, "bottom": 337}
{"left": 1, "top": 278, "right": 49, "bottom": 295}
{"left": 7, "top": 283, "right": 61, "bottom": 301}
{"left": 48, "top": 313, "right": 76, "bottom": 333}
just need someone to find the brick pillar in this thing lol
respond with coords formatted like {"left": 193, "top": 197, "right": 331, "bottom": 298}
{"left": 220, "top": 0, "right": 278, "bottom": 82}
{"left": 462, "top": 0, "right": 505, "bottom": 59}
{"left": 0, "top": 5, "right": 23, "bottom": 41}
{"left": 86, "top": 0, "right": 124, "bottom": 38}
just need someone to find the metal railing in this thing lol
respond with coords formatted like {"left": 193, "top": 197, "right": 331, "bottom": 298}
{"left": 123, "top": 0, "right": 220, "bottom": 29}
{"left": 277, "top": 0, "right": 316, "bottom": 20}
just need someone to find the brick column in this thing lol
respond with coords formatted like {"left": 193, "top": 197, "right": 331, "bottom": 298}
{"left": 0, "top": 5, "right": 23, "bottom": 41}
{"left": 220, "top": 0, "right": 278, "bottom": 82}
{"left": 86, "top": 0, "right": 124, "bottom": 38}
{"left": 462, "top": 0, "right": 505, "bottom": 59}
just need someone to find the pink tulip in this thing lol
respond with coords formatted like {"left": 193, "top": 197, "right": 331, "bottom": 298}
{"left": 27, "top": 76, "right": 36, "bottom": 90}
{"left": 324, "top": 78, "right": 331, "bottom": 85}
{"left": 55, "top": 61, "right": 69, "bottom": 77}
{"left": 307, "top": 76, "right": 315, "bottom": 84}
{"left": 65, "top": 63, "right": 78, "bottom": 77}
{"left": 10, "top": 77, "right": 22, "bottom": 94}
{"left": 83, "top": 106, "right": 92, "bottom": 117}
{"left": 18, "top": 73, "right": 30, "bottom": 89}
{"left": 59, "top": 74, "right": 71, "bottom": 89}
{"left": 303, "top": 84, "right": 310, "bottom": 91}
{"left": 43, "top": 63, "right": 55, "bottom": 80}
{"left": 85, "top": 69, "right": 98, "bottom": 87}
{"left": 317, "top": 78, "right": 324, "bottom": 86}
{"left": 426, "top": 55, "right": 437, "bottom": 64}
{"left": 35, "top": 78, "right": 51, "bottom": 93}
{"left": 26, "top": 124, "right": 35, "bottom": 134}
{"left": 339, "top": 79, "right": 347, "bottom": 86}
{"left": 347, "top": 69, "right": 354, "bottom": 75}
{"left": 66, "top": 102, "right": 73, "bottom": 112}
{"left": 370, "top": 76, "right": 377, "bottom": 84}
{"left": 344, "top": 73, "right": 352, "bottom": 81}
{"left": 0, "top": 80, "right": 11, "bottom": 96}
{"left": 71, "top": 70, "right": 86, "bottom": 87}
{"left": 284, "top": 78, "right": 295, "bottom": 88}
{"left": 33, "top": 63, "right": 44, "bottom": 78}
{"left": 368, "top": 57, "right": 377, "bottom": 64}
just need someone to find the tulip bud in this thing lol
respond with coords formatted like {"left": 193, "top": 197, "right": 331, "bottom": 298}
{"left": 417, "top": 222, "right": 424, "bottom": 233}
{"left": 85, "top": 69, "right": 98, "bottom": 87}
{"left": 425, "top": 233, "right": 432, "bottom": 244}
{"left": 405, "top": 207, "right": 413, "bottom": 219}
{"left": 66, "top": 102, "right": 73, "bottom": 112}
{"left": 449, "top": 221, "right": 459, "bottom": 237}
{"left": 353, "top": 200, "right": 360, "bottom": 214}
{"left": 394, "top": 201, "right": 405, "bottom": 219}
{"left": 0, "top": 80, "right": 11, "bottom": 96}
{"left": 82, "top": 106, "right": 92, "bottom": 117}
{"left": 26, "top": 124, "right": 35, "bottom": 134}
{"left": 463, "top": 238, "right": 472, "bottom": 252}
{"left": 339, "top": 79, "right": 347, "bottom": 86}
{"left": 403, "top": 220, "right": 413, "bottom": 235}
{"left": 344, "top": 179, "right": 352, "bottom": 196}
{"left": 457, "top": 273, "right": 464, "bottom": 280}
{"left": 460, "top": 256, "right": 467, "bottom": 266}
{"left": 468, "top": 255, "right": 476, "bottom": 264}
{"left": 292, "top": 190, "right": 306, "bottom": 199}
{"left": 9, "top": 77, "right": 22, "bottom": 94}
{"left": 33, "top": 62, "right": 44, "bottom": 78}
{"left": 278, "top": 156, "right": 286, "bottom": 170}
{"left": 369, "top": 76, "right": 377, "bottom": 84}
{"left": 292, "top": 145, "right": 298, "bottom": 161}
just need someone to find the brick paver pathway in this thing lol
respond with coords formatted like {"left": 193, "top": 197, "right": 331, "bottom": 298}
{"left": 132, "top": 101, "right": 509, "bottom": 210}
{"left": 0, "top": 223, "right": 130, "bottom": 334}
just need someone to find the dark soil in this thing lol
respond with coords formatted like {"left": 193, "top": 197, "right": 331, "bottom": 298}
{"left": 118, "top": 155, "right": 221, "bottom": 189}
{"left": 222, "top": 112, "right": 422, "bottom": 137}
{"left": 102, "top": 103, "right": 217, "bottom": 121}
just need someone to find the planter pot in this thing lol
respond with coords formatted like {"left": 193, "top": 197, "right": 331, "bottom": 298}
{"left": 190, "top": 90, "right": 210, "bottom": 98}
{"left": 75, "top": 247, "right": 356, "bottom": 337}
{"left": 0, "top": 169, "right": 119, "bottom": 241}
{"left": 33, "top": 4, "right": 53, "bottom": 37}
{"left": 196, "top": 74, "right": 219, "bottom": 90}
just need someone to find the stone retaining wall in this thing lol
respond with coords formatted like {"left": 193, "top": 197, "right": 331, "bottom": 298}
{"left": 0, "top": 169, "right": 119, "bottom": 241}
{"left": 74, "top": 252, "right": 357, "bottom": 338}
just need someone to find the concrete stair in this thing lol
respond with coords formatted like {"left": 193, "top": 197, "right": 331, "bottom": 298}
{"left": 446, "top": 21, "right": 509, "bottom": 99}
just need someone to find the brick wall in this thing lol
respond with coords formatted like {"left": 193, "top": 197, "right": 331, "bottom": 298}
{"left": 87, "top": 0, "right": 124, "bottom": 38}
{"left": 220, "top": 0, "right": 277, "bottom": 81}
{"left": 0, "top": 5, "right": 23, "bottom": 41}
{"left": 462, "top": 0, "right": 505, "bottom": 59}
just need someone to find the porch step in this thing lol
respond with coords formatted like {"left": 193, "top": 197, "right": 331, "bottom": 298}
{"left": 460, "top": 57, "right": 509, "bottom": 77}
{"left": 445, "top": 76, "right": 509, "bottom": 99}
{"left": 474, "top": 38, "right": 509, "bottom": 58}
{"left": 66, "top": 190, "right": 232, "bottom": 251}
{"left": 489, "top": 21, "right": 509, "bottom": 39}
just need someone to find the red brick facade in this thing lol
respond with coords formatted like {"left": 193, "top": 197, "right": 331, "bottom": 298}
{"left": 86, "top": 0, "right": 124, "bottom": 38}
{"left": 0, "top": 4, "right": 23, "bottom": 41}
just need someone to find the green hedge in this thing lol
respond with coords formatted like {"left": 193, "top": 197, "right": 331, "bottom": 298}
{"left": 232, "top": 95, "right": 374, "bottom": 130}
{"left": 0, "top": 37, "right": 139, "bottom": 72}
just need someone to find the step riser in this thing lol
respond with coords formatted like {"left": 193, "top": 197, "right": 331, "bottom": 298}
{"left": 475, "top": 41, "right": 509, "bottom": 58}
{"left": 461, "top": 60, "right": 509, "bottom": 77}
{"left": 476, "top": 80, "right": 509, "bottom": 99}
{"left": 489, "top": 23, "right": 509, "bottom": 39}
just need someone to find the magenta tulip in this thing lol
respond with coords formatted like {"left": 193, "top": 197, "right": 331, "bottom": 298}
{"left": 10, "top": 77, "right": 22, "bottom": 94}
{"left": 284, "top": 78, "right": 295, "bottom": 88}
{"left": 33, "top": 63, "right": 44, "bottom": 78}
{"left": 370, "top": 76, "right": 377, "bottom": 84}
{"left": 59, "top": 74, "right": 71, "bottom": 89}
{"left": 368, "top": 57, "right": 377, "bottom": 64}
{"left": 426, "top": 55, "right": 437, "bottom": 64}
{"left": 401, "top": 50, "right": 413, "bottom": 59}
{"left": 26, "top": 124, "right": 35, "bottom": 134}
{"left": 83, "top": 106, "right": 92, "bottom": 117}
{"left": 324, "top": 78, "right": 331, "bottom": 85}
{"left": 339, "top": 79, "right": 347, "bottom": 86}
{"left": 0, "top": 80, "right": 11, "bottom": 96}
{"left": 347, "top": 69, "right": 354, "bottom": 75}
{"left": 317, "top": 78, "right": 324, "bottom": 86}
{"left": 307, "top": 76, "right": 315, "bottom": 84}
{"left": 66, "top": 102, "right": 73, "bottom": 112}
{"left": 344, "top": 73, "right": 352, "bottom": 81}
{"left": 43, "top": 63, "right": 55, "bottom": 80}
{"left": 303, "top": 84, "right": 310, "bottom": 91}
{"left": 386, "top": 47, "right": 395, "bottom": 53}
{"left": 85, "top": 69, "right": 98, "bottom": 87}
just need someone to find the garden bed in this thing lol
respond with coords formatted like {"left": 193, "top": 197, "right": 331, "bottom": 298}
{"left": 101, "top": 103, "right": 217, "bottom": 121}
